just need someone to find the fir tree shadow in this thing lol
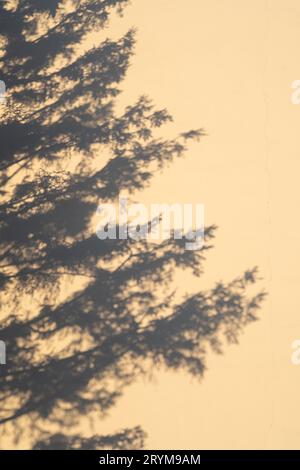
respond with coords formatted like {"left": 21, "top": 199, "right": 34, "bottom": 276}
{"left": 0, "top": 0, "right": 266, "bottom": 449}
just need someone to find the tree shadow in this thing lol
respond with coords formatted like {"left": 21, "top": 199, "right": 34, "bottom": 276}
{"left": 0, "top": 0, "right": 266, "bottom": 449}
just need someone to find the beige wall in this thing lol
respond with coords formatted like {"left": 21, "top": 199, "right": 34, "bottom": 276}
{"left": 92, "top": 0, "right": 300, "bottom": 449}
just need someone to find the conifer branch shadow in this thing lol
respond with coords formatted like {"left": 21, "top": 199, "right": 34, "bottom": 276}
{"left": 0, "top": 0, "right": 266, "bottom": 449}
